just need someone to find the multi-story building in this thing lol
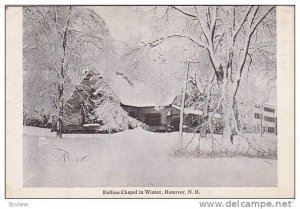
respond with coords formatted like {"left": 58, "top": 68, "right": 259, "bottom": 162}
{"left": 244, "top": 103, "right": 277, "bottom": 135}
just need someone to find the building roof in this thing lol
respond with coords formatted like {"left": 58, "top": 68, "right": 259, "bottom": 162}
{"left": 111, "top": 75, "right": 176, "bottom": 107}
{"left": 172, "top": 105, "right": 203, "bottom": 115}
{"left": 254, "top": 102, "right": 276, "bottom": 109}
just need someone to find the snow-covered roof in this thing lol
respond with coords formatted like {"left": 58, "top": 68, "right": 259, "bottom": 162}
{"left": 111, "top": 75, "right": 176, "bottom": 107}
{"left": 172, "top": 105, "right": 222, "bottom": 118}
{"left": 172, "top": 105, "right": 203, "bottom": 115}
{"left": 254, "top": 102, "right": 276, "bottom": 109}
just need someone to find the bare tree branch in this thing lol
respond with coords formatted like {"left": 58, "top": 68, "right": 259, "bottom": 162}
{"left": 171, "top": 6, "right": 199, "bottom": 21}
{"left": 124, "top": 34, "right": 208, "bottom": 58}
{"left": 250, "top": 6, "right": 275, "bottom": 34}
{"left": 232, "top": 6, "right": 253, "bottom": 43}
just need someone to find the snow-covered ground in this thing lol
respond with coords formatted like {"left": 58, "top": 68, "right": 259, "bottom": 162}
{"left": 23, "top": 126, "right": 277, "bottom": 187}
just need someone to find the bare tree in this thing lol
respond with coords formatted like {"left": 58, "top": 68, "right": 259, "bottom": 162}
{"left": 24, "top": 6, "right": 115, "bottom": 137}
{"left": 128, "top": 6, "right": 275, "bottom": 142}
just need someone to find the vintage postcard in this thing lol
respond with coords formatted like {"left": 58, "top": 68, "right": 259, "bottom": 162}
{"left": 5, "top": 5, "right": 294, "bottom": 198}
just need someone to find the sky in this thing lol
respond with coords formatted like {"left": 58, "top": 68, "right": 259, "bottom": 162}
{"left": 91, "top": 6, "right": 199, "bottom": 102}
{"left": 92, "top": 6, "right": 155, "bottom": 46}
{"left": 89, "top": 6, "right": 276, "bottom": 106}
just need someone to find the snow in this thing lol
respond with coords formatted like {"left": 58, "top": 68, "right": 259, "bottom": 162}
{"left": 171, "top": 104, "right": 223, "bottom": 118}
{"left": 23, "top": 126, "right": 277, "bottom": 187}
{"left": 111, "top": 75, "right": 175, "bottom": 107}
{"left": 82, "top": 123, "right": 100, "bottom": 127}
{"left": 172, "top": 104, "right": 203, "bottom": 115}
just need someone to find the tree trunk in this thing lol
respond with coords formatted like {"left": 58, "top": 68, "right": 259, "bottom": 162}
{"left": 58, "top": 7, "right": 71, "bottom": 138}
{"left": 179, "top": 61, "right": 189, "bottom": 150}
{"left": 222, "top": 105, "right": 233, "bottom": 142}
{"left": 221, "top": 82, "right": 236, "bottom": 142}
{"left": 58, "top": 80, "right": 63, "bottom": 138}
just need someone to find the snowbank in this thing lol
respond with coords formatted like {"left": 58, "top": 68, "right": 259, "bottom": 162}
{"left": 23, "top": 126, "right": 277, "bottom": 158}
{"left": 23, "top": 126, "right": 277, "bottom": 187}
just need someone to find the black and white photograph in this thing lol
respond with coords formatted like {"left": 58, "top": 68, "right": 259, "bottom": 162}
{"left": 5, "top": 4, "right": 295, "bottom": 199}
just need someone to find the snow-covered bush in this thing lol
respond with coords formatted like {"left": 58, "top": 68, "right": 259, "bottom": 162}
{"left": 176, "top": 133, "right": 277, "bottom": 159}
{"left": 92, "top": 77, "right": 143, "bottom": 133}
{"left": 95, "top": 100, "right": 129, "bottom": 132}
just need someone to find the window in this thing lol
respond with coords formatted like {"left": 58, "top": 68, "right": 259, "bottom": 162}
{"left": 145, "top": 114, "right": 161, "bottom": 126}
{"left": 254, "top": 113, "right": 261, "bottom": 119}
{"left": 264, "top": 107, "right": 275, "bottom": 113}
{"left": 267, "top": 127, "right": 275, "bottom": 133}
{"left": 264, "top": 116, "right": 275, "bottom": 123}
